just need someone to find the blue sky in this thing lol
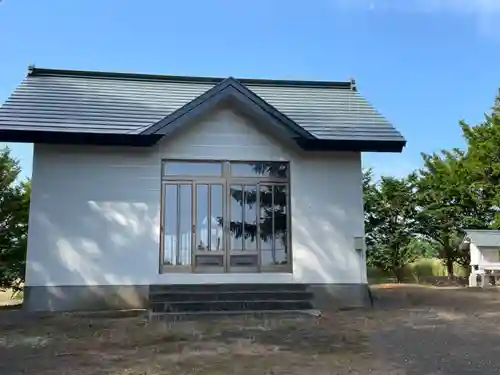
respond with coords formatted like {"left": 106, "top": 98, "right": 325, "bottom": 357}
{"left": 1, "top": 0, "right": 500, "bottom": 179}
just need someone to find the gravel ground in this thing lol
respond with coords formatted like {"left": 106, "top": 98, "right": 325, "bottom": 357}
{"left": 368, "top": 285, "right": 500, "bottom": 375}
{"left": 0, "top": 285, "right": 499, "bottom": 374}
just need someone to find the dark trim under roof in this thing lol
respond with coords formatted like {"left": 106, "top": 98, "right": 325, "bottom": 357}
{"left": 0, "top": 129, "right": 405, "bottom": 152}
{"left": 0, "top": 66, "right": 406, "bottom": 152}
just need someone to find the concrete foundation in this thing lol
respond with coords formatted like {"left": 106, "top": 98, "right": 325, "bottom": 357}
{"left": 23, "top": 285, "right": 149, "bottom": 312}
{"left": 23, "top": 283, "right": 370, "bottom": 312}
{"left": 307, "top": 283, "right": 371, "bottom": 310}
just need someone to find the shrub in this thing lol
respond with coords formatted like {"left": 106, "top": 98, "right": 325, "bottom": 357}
{"left": 368, "top": 257, "right": 469, "bottom": 283}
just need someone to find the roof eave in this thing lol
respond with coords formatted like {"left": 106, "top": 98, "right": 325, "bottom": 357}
{"left": 0, "top": 129, "right": 159, "bottom": 147}
{"left": 0, "top": 128, "right": 406, "bottom": 152}
{"left": 297, "top": 138, "right": 406, "bottom": 153}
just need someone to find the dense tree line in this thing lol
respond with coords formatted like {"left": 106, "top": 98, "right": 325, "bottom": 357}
{"left": 365, "top": 91, "right": 500, "bottom": 280}
{"left": 0, "top": 148, "right": 29, "bottom": 291}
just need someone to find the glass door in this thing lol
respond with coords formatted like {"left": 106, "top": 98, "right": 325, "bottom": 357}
{"left": 227, "top": 183, "right": 260, "bottom": 272}
{"left": 160, "top": 160, "right": 291, "bottom": 274}
{"left": 192, "top": 182, "right": 226, "bottom": 273}
{"left": 191, "top": 181, "right": 260, "bottom": 273}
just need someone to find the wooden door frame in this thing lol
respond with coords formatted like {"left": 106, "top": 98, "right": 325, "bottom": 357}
{"left": 159, "top": 160, "right": 293, "bottom": 274}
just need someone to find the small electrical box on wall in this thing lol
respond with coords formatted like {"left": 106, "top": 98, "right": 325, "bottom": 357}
{"left": 354, "top": 237, "right": 365, "bottom": 253}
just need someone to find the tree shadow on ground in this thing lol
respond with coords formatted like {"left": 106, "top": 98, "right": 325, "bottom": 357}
{"left": 0, "top": 312, "right": 382, "bottom": 375}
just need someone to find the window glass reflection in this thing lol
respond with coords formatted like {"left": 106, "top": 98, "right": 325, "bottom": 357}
{"left": 196, "top": 184, "right": 209, "bottom": 251}
{"left": 229, "top": 185, "right": 259, "bottom": 251}
{"left": 163, "top": 162, "right": 222, "bottom": 176}
{"left": 164, "top": 185, "right": 178, "bottom": 265}
{"left": 273, "top": 185, "right": 288, "bottom": 265}
{"left": 259, "top": 184, "right": 288, "bottom": 265}
{"left": 178, "top": 184, "right": 192, "bottom": 265}
{"left": 163, "top": 184, "right": 192, "bottom": 265}
{"left": 210, "top": 185, "right": 224, "bottom": 251}
{"left": 244, "top": 185, "right": 258, "bottom": 250}
{"left": 230, "top": 185, "right": 243, "bottom": 250}
{"left": 230, "top": 162, "right": 288, "bottom": 179}
{"left": 259, "top": 185, "right": 274, "bottom": 265}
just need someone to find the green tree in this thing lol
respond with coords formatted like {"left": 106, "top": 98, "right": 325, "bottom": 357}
{"left": 406, "top": 237, "right": 439, "bottom": 259}
{"left": 226, "top": 162, "right": 288, "bottom": 264}
{"left": 363, "top": 169, "right": 418, "bottom": 281}
{"left": 461, "top": 90, "right": 500, "bottom": 228}
{"left": 364, "top": 91, "right": 500, "bottom": 279}
{"left": 412, "top": 93, "right": 500, "bottom": 273}
{"left": 0, "top": 148, "right": 30, "bottom": 291}
{"left": 414, "top": 149, "right": 476, "bottom": 274}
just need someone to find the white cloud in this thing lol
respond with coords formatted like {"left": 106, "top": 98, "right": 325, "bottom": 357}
{"left": 331, "top": 0, "right": 500, "bottom": 37}
{"left": 411, "top": 0, "right": 500, "bottom": 14}
{"left": 333, "top": 0, "right": 500, "bottom": 13}
{"left": 419, "top": 0, "right": 500, "bottom": 38}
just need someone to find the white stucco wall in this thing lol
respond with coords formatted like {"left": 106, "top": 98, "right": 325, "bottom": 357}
{"left": 25, "top": 106, "right": 366, "bottom": 287}
{"left": 475, "top": 245, "right": 500, "bottom": 266}
{"left": 469, "top": 243, "right": 481, "bottom": 266}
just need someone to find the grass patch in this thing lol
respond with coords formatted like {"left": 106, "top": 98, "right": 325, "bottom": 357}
{"left": 0, "top": 289, "right": 23, "bottom": 306}
{"left": 368, "top": 258, "right": 469, "bottom": 284}
{"left": 0, "top": 313, "right": 378, "bottom": 374}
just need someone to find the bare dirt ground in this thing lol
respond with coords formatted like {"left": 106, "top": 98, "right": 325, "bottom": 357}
{"left": 1, "top": 285, "right": 500, "bottom": 375}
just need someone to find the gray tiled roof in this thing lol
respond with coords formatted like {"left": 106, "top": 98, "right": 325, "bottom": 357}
{"left": 0, "top": 68, "right": 405, "bottom": 142}
{"left": 465, "top": 230, "right": 500, "bottom": 247}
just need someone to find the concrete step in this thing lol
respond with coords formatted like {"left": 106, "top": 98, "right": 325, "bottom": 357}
{"left": 149, "top": 283, "right": 308, "bottom": 294}
{"left": 149, "top": 290, "right": 314, "bottom": 303}
{"left": 150, "top": 300, "right": 313, "bottom": 313}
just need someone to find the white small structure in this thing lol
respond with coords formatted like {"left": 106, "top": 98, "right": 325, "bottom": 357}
{"left": 461, "top": 230, "right": 500, "bottom": 287}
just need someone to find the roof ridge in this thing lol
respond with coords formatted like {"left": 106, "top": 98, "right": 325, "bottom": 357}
{"left": 26, "top": 66, "right": 353, "bottom": 90}
{"left": 466, "top": 229, "right": 500, "bottom": 232}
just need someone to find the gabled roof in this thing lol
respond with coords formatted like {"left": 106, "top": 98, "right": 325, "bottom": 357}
{"left": 140, "top": 77, "right": 315, "bottom": 141}
{"left": 464, "top": 230, "right": 500, "bottom": 247}
{"left": 0, "top": 66, "right": 406, "bottom": 152}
